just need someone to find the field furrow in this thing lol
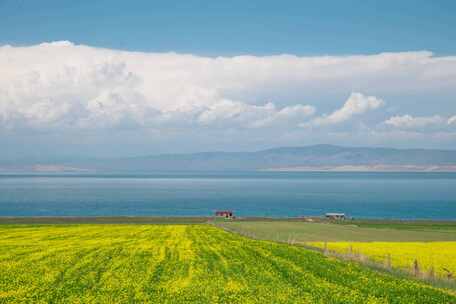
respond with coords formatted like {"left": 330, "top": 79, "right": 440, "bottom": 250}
{"left": 0, "top": 225, "right": 454, "bottom": 303}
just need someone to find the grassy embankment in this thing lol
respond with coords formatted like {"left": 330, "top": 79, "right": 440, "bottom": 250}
{"left": 1, "top": 224, "right": 455, "bottom": 303}
{"left": 216, "top": 220, "right": 456, "bottom": 284}
{"left": 215, "top": 220, "right": 456, "bottom": 242}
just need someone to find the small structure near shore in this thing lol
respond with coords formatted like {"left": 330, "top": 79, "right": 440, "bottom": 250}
{"left": 325, "top": 213, "right": 346, "bottom": 220}
{"left": 215, "top": 210, "right": 234, "bottom": 219}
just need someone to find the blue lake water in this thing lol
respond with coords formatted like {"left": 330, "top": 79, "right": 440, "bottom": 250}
{"left": 0, "top": 172, "right": 456, "bottom": 219}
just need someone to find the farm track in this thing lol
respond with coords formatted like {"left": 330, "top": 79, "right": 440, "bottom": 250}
{"left": 0, "top": 225, "right": 455, "bottom": 303}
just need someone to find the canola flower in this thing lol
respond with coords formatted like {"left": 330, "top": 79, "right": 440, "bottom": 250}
{"left": 0, "top": 225, "right": 454, "bottom": 303}
{"left": 307, "top": 241, "right": 456, "bottom": 279}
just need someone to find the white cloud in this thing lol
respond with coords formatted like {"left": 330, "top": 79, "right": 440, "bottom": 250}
{"left": 0, "top": 41, "right": 322, "bottom": 131}
{"left": 1, "top": 41, "right": 456, "bottom": 142}
{"left": 384, "top": 115, "right": 447, "bottom": 129}
{"left": 304, "top": 93, "right": 384, "bottom": 127}
{"left": 197, "top": 100, "right": 315, "bottom": 128}
{"left": 448, "top": 116, "right": 456, "bottom": 126}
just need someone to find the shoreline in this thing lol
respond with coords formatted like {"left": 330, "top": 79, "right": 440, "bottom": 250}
{"left": 1, "top": 216, "right": 456, "bottom": 225}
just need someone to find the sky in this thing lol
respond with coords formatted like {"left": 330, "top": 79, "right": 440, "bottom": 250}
{"left": 1, "top": 0, "right": 456, "bottom": 160}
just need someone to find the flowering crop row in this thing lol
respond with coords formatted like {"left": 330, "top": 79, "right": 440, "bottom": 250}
{"left": 307, "top": 241, "right": 456, "bottom": 279}
{"left": 0, "top": 225, "right": 454, "bottom": 303}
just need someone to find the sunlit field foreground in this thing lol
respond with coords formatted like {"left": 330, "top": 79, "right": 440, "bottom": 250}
{"left": 307, "top": 242, "right": 456, "bottom": 279}
{"left": 0, "top": 225, "right": 455, "bottom": 303}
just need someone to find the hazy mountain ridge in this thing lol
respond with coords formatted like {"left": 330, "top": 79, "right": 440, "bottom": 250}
{"left": 2, "top": 145, "right": 456, "bottom": 172}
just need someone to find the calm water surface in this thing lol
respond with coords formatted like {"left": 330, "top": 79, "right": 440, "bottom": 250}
{"left": 0, "top": 172, "right": 455, "bottom": 219}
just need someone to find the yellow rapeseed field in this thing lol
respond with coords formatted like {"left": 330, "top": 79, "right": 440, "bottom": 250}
{"left": 307, "top": 241, "right": 456, "bottom": 278}
{"left": 0, "top": 225, "right": 455, "bottom": 303}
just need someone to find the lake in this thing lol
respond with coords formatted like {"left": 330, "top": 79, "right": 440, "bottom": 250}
{"left": 0, "top": 172, "right": 455, "bottom": 219}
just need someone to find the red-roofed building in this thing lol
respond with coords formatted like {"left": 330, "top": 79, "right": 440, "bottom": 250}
{"left": 215, "top": 210, "right": 234, "bottom": 219}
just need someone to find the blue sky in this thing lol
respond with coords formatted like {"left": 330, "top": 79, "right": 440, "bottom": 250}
{"left": 0, "top": 1, "right": 456, "bottom": 160}
{"left": 2, "top": 0, "right": 456, "bottom": 55}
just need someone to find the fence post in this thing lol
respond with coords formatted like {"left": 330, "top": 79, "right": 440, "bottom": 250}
{"left": 384, "top": 254, "right": 392, "bottom": 270}
{"left": 443, "top": 268, "right": 453, "bottom": 280}
{"left": 413, "top": 259, "right": 420, "bottom": 277}
{"left": 427, "top": 266, "right": 435, "bottom": 280}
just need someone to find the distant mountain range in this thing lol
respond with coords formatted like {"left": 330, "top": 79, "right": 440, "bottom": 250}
{"left": 2, "top": 145, "right": 456, "bottom": 173}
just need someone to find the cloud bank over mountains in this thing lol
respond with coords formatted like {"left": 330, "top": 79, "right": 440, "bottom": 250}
{"left": 0, "top": 41, "right": 455, "bottom": 157}
{"left": 384, "top": 115, "right": 456, "bottom": 130}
